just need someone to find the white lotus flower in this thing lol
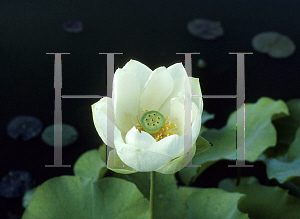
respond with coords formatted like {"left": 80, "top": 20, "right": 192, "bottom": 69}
{"left": 92, "top": 60, "right": 203, "bottom": 174}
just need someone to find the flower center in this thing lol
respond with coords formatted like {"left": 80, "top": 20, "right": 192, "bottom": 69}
{"left": 136, "top": 110, "right": 177, "bottom": 142}
{"left": 141, "top": 111, "right": 165, "bottom": 134}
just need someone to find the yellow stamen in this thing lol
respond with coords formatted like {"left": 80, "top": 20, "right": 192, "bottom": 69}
{"left": 135, "top": 114, "right": 177, "bottom": 141}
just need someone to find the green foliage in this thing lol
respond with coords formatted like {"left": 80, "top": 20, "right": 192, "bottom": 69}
{"left": 107, "top": 147, "right": 138, "bottom": 174}
{"left": 232, "top": 183, "right": 300, "bottom": 219}
{"left": 115, "top": 172, "right": 248, "bottom": 219}
{"left": 22, "top": 97, "right": 300, "bottom": 218}
{"left": 185, "top": 189, "right": 249, "bottom": 219}
{"left": 258, "top": 126, "right": 300, "bottom": 183}
{"left": 115, "top": 172, "right": 199, "bottom": 218}
{"left": 179, "top": 97, "right": 289, "bottom": 185}
{"left": 201, "top": 110, "right": 215, "bottom": 124}
{"left": 73, "top": 146, "right": 107, "bottom": 181}
{"left": 218, "top": 177, "right": 300, "bottom": 218}
{"left": 257, "top": 99, "right": 300, "bottom": 183}
{"left": 273, "top": 99, "right": 300, "bottom": 145}
{"left": 195, "top": 135, "right": 212, "bottom": 155}
{"left": 22, "top": 176, "right": 150, "bottom": 219}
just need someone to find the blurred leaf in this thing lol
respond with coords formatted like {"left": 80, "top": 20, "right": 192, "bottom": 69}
{"left": 258, "top": 127, "right": 300, "bottom": 183}
{"left": 218, "top": 176, "right": 260, "bottom": 192}
{"left": 176, "top": 136, "right": 213, "bottom": 185}
{"left": 287, "top": 127, "right": 300, "bottom": 162}
{"left": 22, "top": 176, "right": 149, "bottom": 219}
{"left": 185, "top": 188, "right": 249, "bottom": 219}
{"left": 73, "top": 146, "right": 107, "bottom": 182}
{"left": 114, "top": 172, "right": 199, "bottom": 218}
{"left": 231, "top": 184, "right": 300, "bottom": 219}
{"left": 200, "top": 111, "right": 215, "bottom": 135}
{"left": 200, "top": 97, "right": 288, "bottom": 162}
{"left": 273, "top": 99, "right": 300, "bottom": 145}
{"left": 201, "top": 110, "right": 215, "bottom": 124}
{"left": 179, "top": 97, "right": 289, "bottom": 185}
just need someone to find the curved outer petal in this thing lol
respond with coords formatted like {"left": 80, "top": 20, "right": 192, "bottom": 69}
{"left": 191, "top": 102, "right": 202, "bottom": 144}
{"left": 91, "top": 97, "right": 123, "bottom": 148}
{"left": 125, "top": 126, "right": 157, "bottom": 149}
{"left": 121, "top": 60, "right": 153, "bottom": 91}
{"left": 158, "top": 63, "right": 187, "bottom": 117}
{"left": 125, "top": 126, "right": 184, "bottom": 158}
{"left": 156, "top": 143, "right": 196, "bottom": 174}
{"left": 107, "top": 149, "right": 138, "bottom": 174}
{"left": 190, "top": 77, "right": 203, "bottom": 115}
{"left": 190, "top": 77, "right": 203, "bottom": 143}
{"left": 113, "top": 68, "right": 141, "bottom": 134}
{"left": 115, "top": 136, "right": 172, "bottom": 172}
{"left": 139, "top": 66, "right": 174, "bottom": 115}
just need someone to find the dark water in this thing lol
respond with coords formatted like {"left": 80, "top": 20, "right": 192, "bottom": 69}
{"left": 1, "top": 0, "right": 299, "bottom": 217}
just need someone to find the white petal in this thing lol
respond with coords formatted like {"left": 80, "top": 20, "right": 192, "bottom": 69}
{"left": 113, "top": 68, "right": 140, "bottom": 134}
{"left": 139, "top": 67, "right": 174, "bottom": 113}
{"left": 157, "top": 63, "right": 187, "bottom": 116}
{"left": 167, "top": 63, "right": 187, "bottom": 82}
{"left": 125, "top": 126, "right": 156, "bottom": 149}
{"left": 91, "top": 98, "right": 123, "bottom": 148}
{"left": 115, "top": 140, "right": 172, "bottom": 172}
{"left": 166, "top": 100, "right": 199, "bottom": 153}
{"left": 152, "top": 134, "right": 184, "bottom": 158}
{"left": 125, "top": 126, "right": 184, "bottom": 159}
{"left": 190, "top": 77, "right": 203, "bottom": 113}
{"left": 191, "top": 102, "right": 202, "bottom": 143}
{"left": 155, "top": 143, "right": 196, "bottom": 174}
{"left": 122, "top": 60, "right": 153, "bottom": 91}
{"left": 168, "top": 98, "right": 185, "bottom": 136}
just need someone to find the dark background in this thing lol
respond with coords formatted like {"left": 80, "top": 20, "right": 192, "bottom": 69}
{"left": 1, "top": 0, "right": 299, "bottom": 218}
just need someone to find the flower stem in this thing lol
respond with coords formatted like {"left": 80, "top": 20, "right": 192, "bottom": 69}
{"left": 150, "top": 171, "right": 156, "bottom": 219}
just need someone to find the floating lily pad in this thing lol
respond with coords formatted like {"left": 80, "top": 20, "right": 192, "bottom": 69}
{"left": 62, "top": 20, "right": 83, "bottom": 33}
{"left": 197, "top": 59, "right": 207, "bottom": 69}
{"left": 251, "top": 31, "right": 296, "bottom": 58}
{"left": 0, "top": 171, "right": 35, "bottom": 198}
{"left": 6, "top": 115, "right": 43, "bottom": 141}
{"left": 41, "top": 124, "right": 78, "bottom": 147}
{"left": 187, "top": 18, "right": 224, "bottom": 40}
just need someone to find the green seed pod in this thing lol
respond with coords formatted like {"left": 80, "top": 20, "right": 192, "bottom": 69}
{"left": 140, "top": 111, "right": 165, "bottom": 134}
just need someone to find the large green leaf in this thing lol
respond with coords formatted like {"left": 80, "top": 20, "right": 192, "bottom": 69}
{"left": 22, "top": 176, "right": 149, "bottom": 219}
{"left": 179, "top": 97, "right": 289, "bottom": 185}
{"left": 231, "top": 184, "right": 300, "bottom": 219}
{"left": 178, "top": 134, "right": 213, "bottom": 185}
{"left": 258, "top": 126, "right": 300, "bottom": 183}
{"left": 116, "top": 172, "right": 250, "bottom": 218}
{"left": 273, "top": 99, "right": 300, "bottom": 145}
{"left": 263, "top": 158, "right": 300, "bottom": 183}
{"left": 114, "top": 172, "right": 200, "bottom": 218}
{"left": 73, "top": 146, "right": 107, "bottom": 181}
{"left": 185, "top": 188, "right": 249, "bottom": 219}
{"left": 200, "top": 97, "right": 288, "bottom": 163}
{"left": 117, "top": 172, "right": 151, "bottom": 199}
{"left": 218, "top": 176, "right": 261, "bottom": 192}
